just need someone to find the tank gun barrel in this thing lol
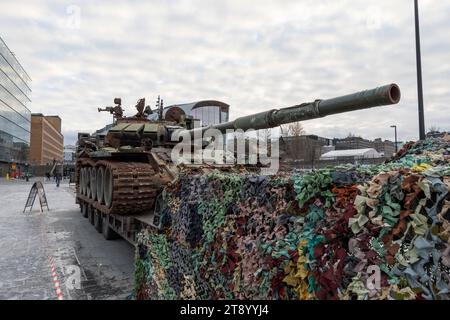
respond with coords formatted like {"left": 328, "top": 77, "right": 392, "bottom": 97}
{"left": 98, "top": 106, "right": 114, "bottom": 113}
{"left": 184, "top": 83, "right": 400, "bottom": 136}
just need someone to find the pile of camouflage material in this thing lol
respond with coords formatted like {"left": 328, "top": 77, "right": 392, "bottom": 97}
{"left": 135, "top": 135, "right": 450, "bottom": 300}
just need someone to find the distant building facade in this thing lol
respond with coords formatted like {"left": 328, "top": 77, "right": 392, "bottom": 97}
{"left": 63, "top": 145, "right": 76, "bottom": 163}
{"left": 334, "top": 136, "right": 374, "bottom": 150}
{"left": 0, "top": 36, "right": 32, "bottom": 176}
{"left": 280, "top": 135, "right": 332, "bottom": 162}
{"left": 280, "top": 134, "right": 397, "bottom": 168}
{"left": 333, "top": 136, "right": 396, "bottom": 157}
{"left": 29, "top": 114, "right": 64, "bottom": 165}
{"left": 373, "top": 138, "right": 396, "bottom": 157}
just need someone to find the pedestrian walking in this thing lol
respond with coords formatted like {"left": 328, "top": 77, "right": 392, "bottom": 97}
{"left": 25, "top": 163, "right": 29, "bottom": 182}
{"left": 55, "top": 171, "right": 61, "bottom": 187}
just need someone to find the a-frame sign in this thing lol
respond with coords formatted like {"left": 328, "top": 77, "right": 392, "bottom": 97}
{"left": 23, "top": 181, "right": 50, "bottom": 213}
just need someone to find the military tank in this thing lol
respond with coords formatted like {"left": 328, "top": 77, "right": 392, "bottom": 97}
{"left": 76, "top": 83, "right": 401, "bottom": 241}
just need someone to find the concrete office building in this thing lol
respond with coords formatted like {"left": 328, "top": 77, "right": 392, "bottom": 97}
{"left": 334, "top": 136, "right": 374, "bottom": 150}
{"left": 0, "top": 36, "right": 32, "bottom": 177}
{"left": 280, "top": 134, "right": 332, "bottom": 162}
{"left": 29, "top": 114, "right": 64, "bottom": 165}
{"left": 373, "top": 138, "right": 396, "bottom": 157}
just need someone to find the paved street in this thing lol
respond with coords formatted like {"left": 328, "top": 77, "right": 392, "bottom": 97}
{"left": 0, "top": 178, "right": 135, "bottom": 300}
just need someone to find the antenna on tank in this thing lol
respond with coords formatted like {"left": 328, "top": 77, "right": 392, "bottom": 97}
{"left": 159, "top": 99, "right": 164, "bottom": 120}
{"left": 155, "top": 96, "right": 161, "bottom": 120}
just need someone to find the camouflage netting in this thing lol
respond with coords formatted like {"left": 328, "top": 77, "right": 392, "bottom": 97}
{"left": 135, "top": 135, "right": 450, "bottom": 300}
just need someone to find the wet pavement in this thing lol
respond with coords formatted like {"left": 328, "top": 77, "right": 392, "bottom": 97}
{"left": 0, "top": 178, "right": 135, "bottom": 300}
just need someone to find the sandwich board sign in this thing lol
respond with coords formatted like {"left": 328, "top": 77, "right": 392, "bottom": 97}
{"left": 23, "top": 181, "right": 50, "bottom": 213}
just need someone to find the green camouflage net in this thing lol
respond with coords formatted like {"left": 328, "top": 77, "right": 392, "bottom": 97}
{"left": 136, "top": 135, "right": 450, "bottom": 300}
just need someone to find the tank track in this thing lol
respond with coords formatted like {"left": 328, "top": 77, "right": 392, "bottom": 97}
{"left": 77, "top": 159, "right": 159, "bottom": 215}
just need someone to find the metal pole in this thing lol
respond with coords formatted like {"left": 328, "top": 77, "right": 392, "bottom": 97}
{"left": 414, "top": 0, "right": 426, "bottom": 140}
{"left": 394, "top": 126, "right": 398, "bottom": 153}
{"left": 391, "top": 125, "right": 398, "bottom": 153}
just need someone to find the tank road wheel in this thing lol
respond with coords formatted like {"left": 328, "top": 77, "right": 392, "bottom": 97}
{"left": 81, "top": 202, "right": 88, "bottom": 218}
{"left": 86, "top": 168, "right": 91, "bottom": 199}
{"left": 90, "top": 167, "right": 97, "bottom": 200}
{"left": 103, "top": 167, "right": 113, "bottom": 208}
{"left": 95, "top": 161, "right": 157, "bottom": 215}
{"left": 102, "top": 216, "right": 119, "bottom": 240}
{"left": 80, "top": 168, "right": 85, "bottom": 195}
{"left": 78, "top": 169, "right": 83, "bottom": 195}
{"left": 96, "top": 167, "right": 104, "bottom": 205}
{"left": 82, "top": 168, "right": 88, "bottom": 196}
{"left": 94, "top": 211, "right": 102, "bottom": 233}
{"left": 88, "top": 205, "right": 95, "bottom": 225}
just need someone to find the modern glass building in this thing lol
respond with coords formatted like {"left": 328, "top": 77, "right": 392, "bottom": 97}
{"left": 0, "top": 36, "right": 32, "bottom": 175}
{"left": 163, "top": 100, "right": 229, "bottom": 127}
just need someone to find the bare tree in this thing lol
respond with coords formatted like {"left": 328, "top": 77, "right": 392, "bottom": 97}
{"left": 280, "top": 122, "right": 305, "bottom": 137}
{"left": 279, "top": 122, "right": 309, "bottom": 162}
{"left": 258, "top": 128, "right": 271, "bottom": 142}
{"left": 428, "top": 125, "right": 440, "bottom": 133}
{"left": 255, "top": 129, "right": 271, "bottom": 158}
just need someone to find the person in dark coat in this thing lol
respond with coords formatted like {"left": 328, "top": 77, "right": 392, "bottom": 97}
{"left": 55, "top": 172, "right": 62, "bottom": 187}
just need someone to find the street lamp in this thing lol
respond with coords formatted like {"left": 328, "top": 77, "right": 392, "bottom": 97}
{"left": 391, "top": 125, "right": 398, "bottom": 153}
{"left": 414, "top": 0, "right": 426, "bottom": 140}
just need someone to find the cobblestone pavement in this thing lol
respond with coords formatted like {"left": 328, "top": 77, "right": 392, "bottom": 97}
{"left": 0, "top": 178, "right": 135, "bottom": 300}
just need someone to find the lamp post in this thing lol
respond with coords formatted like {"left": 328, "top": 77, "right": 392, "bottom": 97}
{"left": 414, "top": 0, "right": 426, "bottom": 140}
{"left": 391, "top": 125, "right": 398, "bottom": 153}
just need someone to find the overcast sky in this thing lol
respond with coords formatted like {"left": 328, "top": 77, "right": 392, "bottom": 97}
{"left": 1, "top": 0, "right": 449, "bottom": 145}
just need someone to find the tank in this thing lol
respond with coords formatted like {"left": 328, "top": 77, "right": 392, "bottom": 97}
{"left": 76, "top": 83, "right": 401, "bottom": 217}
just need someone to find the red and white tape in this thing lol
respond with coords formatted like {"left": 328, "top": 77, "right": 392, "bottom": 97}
{"left": 49, "top": 257, "right": 64, "bottom": 300}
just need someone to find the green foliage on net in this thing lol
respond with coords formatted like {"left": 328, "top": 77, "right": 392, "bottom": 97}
{"left": 148, "top": 233, "right": 172, "bottom": 269}
{"left": 134, "top": 255, "right": 147, "bottom": 295}
{"left": 292, "top": 170, "right": 334, "bottom": 208}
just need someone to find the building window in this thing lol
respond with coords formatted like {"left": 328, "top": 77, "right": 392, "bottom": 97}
{"left": 192, "top": 106, "right": 225, "bottom": 126}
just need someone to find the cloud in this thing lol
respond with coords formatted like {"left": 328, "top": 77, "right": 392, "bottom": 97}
{"left": 1, "top": 0, "right": 449, "bottom": 145}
